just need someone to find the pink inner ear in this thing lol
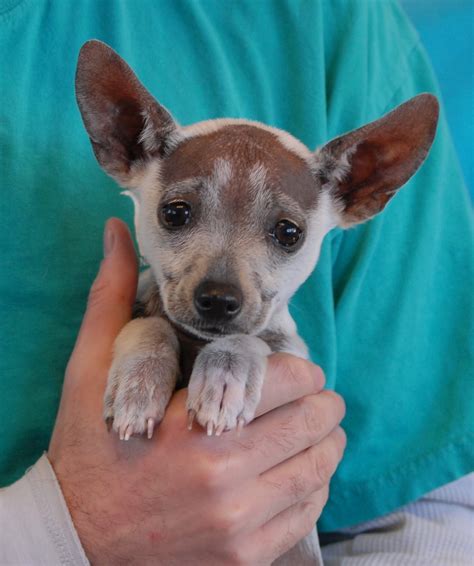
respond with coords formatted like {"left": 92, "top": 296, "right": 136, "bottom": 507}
{"left": 336, "top": 138, "right": 420, "bottom": 225}
{"left": 321, "top": 94, "right": 439, "bottom": 226}
{"left": 113, "top": 100, "right": 148, "bottom": 163}
{"left": 76, "top": 41, "right": 178, "bottom": 184}
{"left": 341, "top": 141, "right": 378, "bottom": 191}
{"left": 337, "top": 143, "right": 390, "bottom": 222}
{"left": 381, "top": 140, "right": 412, "bottom": 165}
{"left": 340, "top": 137, "right": 415, "bottom": 199}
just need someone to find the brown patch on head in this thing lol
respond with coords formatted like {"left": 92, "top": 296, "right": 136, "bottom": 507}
{"left": 146, "top": 124, "right": 323, "bottom": 339}
{"left": 160, "top": 125, "right": 318, "bottom": 211}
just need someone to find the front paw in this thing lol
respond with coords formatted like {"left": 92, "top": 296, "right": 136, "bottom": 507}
{"left": 186, "top": 336, "right": 270, "bottom": 436}
{"left": 104, "top": 353, "right": 179, "bottom": 441}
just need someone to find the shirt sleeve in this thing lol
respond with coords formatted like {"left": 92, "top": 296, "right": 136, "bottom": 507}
{"left": 0, "top": 454, "right": 89, "bottom": 566}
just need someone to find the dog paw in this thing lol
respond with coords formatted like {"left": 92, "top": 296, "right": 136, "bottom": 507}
{"left": 104, "top": 354, "right": 178, "bottom": 440}
{"left": 186, "top": 336, "right": 270, "bottom": 435}
{"left": 103, "top": 317, "right": 180, "bottom": 440}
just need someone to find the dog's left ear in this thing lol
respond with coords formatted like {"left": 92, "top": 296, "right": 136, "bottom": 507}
{"left": 316, "top": 94, "right": 439, "bottom": 227}
{"left": 76, "top": 40, "right": 178, "bottom": 186}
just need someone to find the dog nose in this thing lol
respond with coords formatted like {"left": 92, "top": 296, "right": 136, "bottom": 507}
{"left": 194, "top": 281, "right": 242, "bottom": 322}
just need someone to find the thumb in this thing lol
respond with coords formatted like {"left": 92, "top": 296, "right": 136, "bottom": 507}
{"left": 70, "top": 218, "right": 138, "bottom": 375}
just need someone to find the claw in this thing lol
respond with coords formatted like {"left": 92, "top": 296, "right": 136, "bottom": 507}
{"left": 124, "top": 425, "right": 133, "bottom": 441}
{"left": 105, "top": 417, "right": 114, "bottom": 433}
{"left": 119, "top": 425, "right": 126, "bottom": 441}
{"left": 215, "top": 423, "right": 226, "bottom": 437}
{"left": 237, "top": 417, "right": 246, "bottom": 436}
{"left": 207, "top": 421, "right": 215, "bottom": 436}
{"left": 147, "top": 418, "right": 155, "bottom": 439}
{"left": 187, "top": 410, "right": 196, "bottom": 431}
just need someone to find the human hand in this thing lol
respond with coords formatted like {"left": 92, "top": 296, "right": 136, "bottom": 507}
{"left": 48, "top": 218, "right": 346, "bottom": 565}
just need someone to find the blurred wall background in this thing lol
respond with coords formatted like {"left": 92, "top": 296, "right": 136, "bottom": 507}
{"left": 401, "top": 0, "right": 473, "bottom": 197}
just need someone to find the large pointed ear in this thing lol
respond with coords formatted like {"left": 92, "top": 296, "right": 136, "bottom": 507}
{"left": 315, "top": 94, "right": 439, "bottom": 227}
{"left": 75, "top": 40, "right": 178, "bottom": 186}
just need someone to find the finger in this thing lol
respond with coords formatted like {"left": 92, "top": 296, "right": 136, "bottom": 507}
{"left": 69, "top": 218, "right": 138, "bottom": 377}
{"left": 255, "top": 353, "right": 325, "bottom": 418}
{"left": 245, "top": 487, "right": 329, "bottom": 565}
{"left": 242, "top": 427, "right": 346, "bottom": 531}
{"left": 227, "top": 390, "right": 345, "bottom": 478}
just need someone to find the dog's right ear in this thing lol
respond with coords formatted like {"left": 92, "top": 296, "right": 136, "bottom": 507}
{"left": 76, "top": 40, "right": 177, "bottom": 186}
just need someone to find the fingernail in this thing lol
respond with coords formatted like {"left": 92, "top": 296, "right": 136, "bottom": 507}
{"left": 103, "top": 222, "right": 116, "bottom": 257}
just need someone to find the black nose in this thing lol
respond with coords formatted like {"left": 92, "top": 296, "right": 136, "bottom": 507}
{"left": 194, "top": 281, "right": 243, "bottom": 322}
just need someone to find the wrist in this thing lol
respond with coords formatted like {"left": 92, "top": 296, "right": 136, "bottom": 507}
{"left": 0, "top": 454, "right": 89, "bottom": 565}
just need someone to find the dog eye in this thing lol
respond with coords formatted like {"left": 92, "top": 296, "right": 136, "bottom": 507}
{"left": 160, "top": 201, "right": 191, "bottom": 228}
{"left": 271, "top": 219, "right": 302, "bottom": 248}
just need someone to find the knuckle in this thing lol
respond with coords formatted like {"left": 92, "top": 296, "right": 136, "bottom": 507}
{"left": 272, "top": 354, "right": 324, "bottom": 392}
{"left": 324, "top": 390, "right": 346, "bottom": 421}
{"left": 194, "top": 449, "right": 232, "bottom": 492}
{"left": 287, "top": 472, "right": 308, "bottom": 501}
{"left": 213, "top": 503, "right": 245, "bottom": 538}
{"left": 308, "top": 445, "right": 335, "bottom": 486}
{"left": 274, "top": 528, "right": 298, "bottom": 559}
{"left": 334, "top": 426, "right": 347, "bottom": 457}
{"left": 320, "top": 484, "right": 330, "bottom": 507}
{"left": 195, "top": 457, "right": 225, "bottom": 492}
{"left": 300, "top": 500, "right": 320, "bottom": 535}
{"left": 298, "top": 397, "right": 324, "bottom": 439}
{"left": 272, "top": 498, "right": 320, "bottom": 561}
{"left": 310, "top": 363, "right": 326, "bottom": 390}
{"left": 223, "top": 541, "right": 252, "bottom": 566}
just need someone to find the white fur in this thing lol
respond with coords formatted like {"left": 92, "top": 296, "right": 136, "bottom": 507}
{"left": 105, "top": 316, "right": 180, "bottom": 439}
{"left": 187, "top": 335, "right": 271, "bottom": 435}
{"left": 312, "top": 144, "right": 359, "bottom": 227}
{"left": 122, "top": 160, "right": 163, "bottom": 270}
{"left": 207, "top": 158, "right": 233, "bottom": 209}
{"left": 78, "top": 43, "right": 436, "bottom": 565}
{"left": 270, "top": 190, "right": 338, "bottom": 310}
{"left": 111, "top": 119, "right": 339, "bottom": 442}
{"left": 312, "top": 144, "right": 355, "bottom": 186}
{"left": 139, "top": 110, "right": 160, "bottom": 153}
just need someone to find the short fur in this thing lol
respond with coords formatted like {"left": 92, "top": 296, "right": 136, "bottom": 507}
{"left": 76, "top": 39, "right": 438, "bottom": 565}
{"left": 76, "top": 39, "right": 438, "bottom": 440}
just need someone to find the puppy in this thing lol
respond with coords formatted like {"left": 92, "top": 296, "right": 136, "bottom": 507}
{"left": 75, "top": 40, "right": 438, "bottom": 443}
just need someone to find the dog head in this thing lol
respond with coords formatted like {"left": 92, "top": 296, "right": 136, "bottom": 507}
{"left": 76, "top": 40, "right": 439, "bottom": 340}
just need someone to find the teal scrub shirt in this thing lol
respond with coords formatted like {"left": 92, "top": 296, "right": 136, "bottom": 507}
{"left": 1, "top": 0, "right": 472, "bottom": 532}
